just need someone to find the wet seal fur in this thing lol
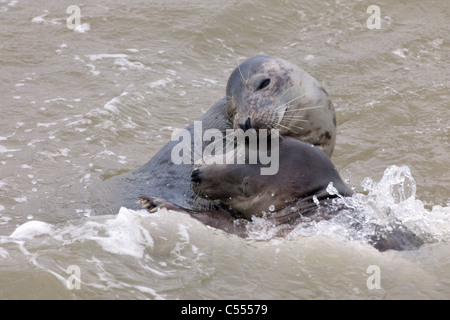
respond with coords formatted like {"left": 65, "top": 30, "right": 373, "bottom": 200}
{"left": 140, "top": 137, "right": 423, "bottom": 252}
{"left": 136, "top": 134, "right": 349, "bottom": 239}
{"left": 104, "top": 56, "right": 423, "bottom": 251}
{"left": 191, "top": 137, "right": 353, "bottom": 222}
{"left": 105, "top": 56, "right": 337, "bottom": 212}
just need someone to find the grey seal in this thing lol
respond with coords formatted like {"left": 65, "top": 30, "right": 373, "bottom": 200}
{"left": 191, "top": 136, "right": 353, "bottom": 222}
{"left": 101, "top": 55, "right": 424, "bottom": 251}
{"left": 104, "top": 56, "right": 337, "bottom": 212}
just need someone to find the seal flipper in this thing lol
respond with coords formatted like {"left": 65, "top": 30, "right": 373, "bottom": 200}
{"left": 138, "top": 196, "right": 248, "bottom": 237}
{"left": 137, "top": 196, "right": 182, "bottom": 213}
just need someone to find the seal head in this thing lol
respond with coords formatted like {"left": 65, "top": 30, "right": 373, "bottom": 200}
{"left": 226, "top": 56, "right": 336, "bottom": 157}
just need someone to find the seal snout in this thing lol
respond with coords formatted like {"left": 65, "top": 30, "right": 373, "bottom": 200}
{"left": 191, "top": 168, "right": 202, "bottom": 183}
{"left": 239, "top": 117, "right": 252, "bottom": 132}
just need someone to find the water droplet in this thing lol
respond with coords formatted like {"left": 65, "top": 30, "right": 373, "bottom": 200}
{"left": 326, "top": 182, "right": 339, "bottom": 196}
{"left": 27, "top": 215, "right": 33, "bottom": 220}
{"left": 271, "top": 193, "right": 275, "bottom": 197}
{"left": 361, "top": 177, "right": 374, "bottom": 191}
{"left": 269, "top": 205, "right": 275, "bottom": 212}
{"left": 313, "top": 195, "right": 320, "bottom": 206}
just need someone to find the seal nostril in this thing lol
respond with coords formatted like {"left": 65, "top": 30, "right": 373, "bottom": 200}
{"left": 239, "top": 117, "right": 252, "bottom": 132}
{"left": 245, "top": 117, "right": 252, "bottom": 130}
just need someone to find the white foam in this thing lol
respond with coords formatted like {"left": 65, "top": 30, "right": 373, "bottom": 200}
{"left": 74, "top": 23, "right": 90, "bottom": 33}
{"left": 393, "top": 48, "right": 408, "bottom": 58}
{"left": 202, "top": 78, "right": 217, "bottom": 84}
{"left": 356, "top": 166, "right": 450, "bottom": 244}
{"left": 59, "top": 148, "right": 70, "bottom": 157}
{"left": 31, "top": 13, "right": 48, "bottom": 24}
{"left": 83, "top": 207, "right": 154, "bottom": 258}
{"left": 133, "top": 285, "right": 166, "bottom": 300}
{"left": 27, "top": 139, "right": 44, "bottom": 148}
{"left": 86, "top": 53, "right": 129, "bottom": 62}
{"left": 13, "top": 196, "right": 27, "bottom": 203}
{"left": 37, "top": 122, "right": 57, "bottom": 127}
{"left": 0, "top": 246, "right": 9, "bottom": 259}
{"left": 103, "top": 91, "right": 128, "bottom": 114}
{"left": 256, "top": 165, "right": 450, "bottom": 247}
{"left": 7, "top": 207, "right": 156, "bottom": 260}
{"left": 86, "top": 64, "right": 100, "bottom": 76}
{"left": 0, "top": 145, "right": 21, "bottom": 153}
{"left": 114, "top": 57, "right": 144, "bottom": 70}
{"left": 10, "top": 221, "right": 54, "bottom": 240}
{"left": 148, "top": 78, "right": 172, "bottom": 89}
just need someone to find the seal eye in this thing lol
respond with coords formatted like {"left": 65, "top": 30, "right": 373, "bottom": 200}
{"left": 257, "top": 78, "right": 271, "bottom": 90}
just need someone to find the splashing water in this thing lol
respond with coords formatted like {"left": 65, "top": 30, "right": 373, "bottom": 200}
{"left": 1, "top": 165, "right": 449, "bottom": 299}
{"left": 355, "top": 165, "right": 450, "bottom": 243}
{"left": 248, "top": 165, "right": 450, "bottom": 248}
{"left": 326, "top": 181, "right": 341, "bottom": 197}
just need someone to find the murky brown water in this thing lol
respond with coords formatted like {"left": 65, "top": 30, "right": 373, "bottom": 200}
{"left": 0, "top": 0, "right": 449, "bottom": 299}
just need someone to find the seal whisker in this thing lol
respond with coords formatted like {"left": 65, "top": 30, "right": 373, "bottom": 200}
{"left": 273, "top": 87, "right": 297, "bottom": 112}
{"left": 276, "top": 85, "right": 296, "bottom": 102}
{"left": 237, "top": 60, "right": 245, "bottom": 82}
{"left": 278, "top": 115, "right": 309, "bottom": 121}
{"left": 295, "top": 104, "right": 326, "bottom": 112}
{"left": 283, "top": 101, "right": 325, "bottom": 114}
{"left": 274, "top": 89, "right": 317, "bottom": 112}
{"left": 274, "top": 94, "right": 304, "bottom": 112}
{"left": 282, "top": 104, "right": 326, "bottom": 120}
{"left": 277, "top": 122, "right": 304, "bottom": 131}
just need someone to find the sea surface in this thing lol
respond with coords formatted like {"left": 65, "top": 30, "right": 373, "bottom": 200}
{"left": 0, "top": 0, "right": 449, "bottom": 299}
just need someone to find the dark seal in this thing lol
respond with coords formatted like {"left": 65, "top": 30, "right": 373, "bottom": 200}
{"left": 104, "top": 56, "right": 337, "bottom": 212}
{"left": 191, "top": 137, "right": 353, "bottom": 222}
{"left": 101, "top": 56, "right": 423, "bottom": 251}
